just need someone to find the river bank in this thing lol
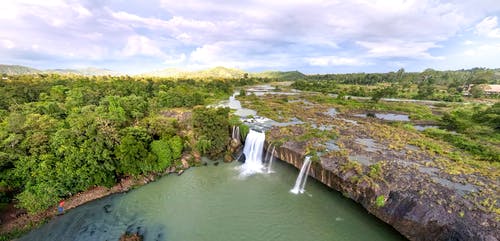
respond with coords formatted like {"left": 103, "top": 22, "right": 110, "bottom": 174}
{"left": 0, "top": 172, "right": 164, "bottom": 239}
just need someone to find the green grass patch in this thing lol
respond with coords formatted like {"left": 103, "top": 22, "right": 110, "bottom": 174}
{"left": 423, "top": 128, "right": 499, "bottom": 162}
{"left": 375, "top": 195, "right": 386, "bottom": 208}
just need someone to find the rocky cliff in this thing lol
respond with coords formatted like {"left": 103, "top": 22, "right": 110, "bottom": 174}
{"left": 268, "top": 136, "right": 499, "bottom": 241}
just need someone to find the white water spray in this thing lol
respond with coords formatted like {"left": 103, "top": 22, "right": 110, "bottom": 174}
{"left": 239, "top": 130, "right": 265, "bottom": 175}
{"left": 290, "top": 156, "right": 312, "bottom": 194}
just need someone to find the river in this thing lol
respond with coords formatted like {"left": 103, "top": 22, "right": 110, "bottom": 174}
{"left": 20, "top": 160, "right": 405, "bottom": 241}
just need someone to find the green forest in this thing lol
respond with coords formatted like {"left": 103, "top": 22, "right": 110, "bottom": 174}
{"left": 1, "top": 68, "right": 499, "bottom": 216}
{"left": 0, "top": 74, "right": 273, "bottom": 214}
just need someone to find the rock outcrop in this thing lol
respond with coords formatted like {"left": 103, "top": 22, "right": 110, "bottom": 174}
{"left": 271, "top": 140, "right": 499, "bottom": 241}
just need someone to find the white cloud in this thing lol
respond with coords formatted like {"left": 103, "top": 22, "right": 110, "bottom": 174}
{"left": 441, "top": 41, "right": 500, "bottom": 70}
{"left": 121, "top": 35, "right": 165, "bottom": 57}
{"left": 305, "top": 56, "right": 369, "bottom": 66}
{"left": 1, "top": 0, "right": 500, "bottom": 72}
{"left": 475, "top": 16, "right": 500, "bottom": 38}
{"left": 109, "top": 10, "right": 216, "bottom": 39}
{"left": 188, "top": 41, "right": 292, "bottom": 69}
{"left": 2, "top": 40, "right": 15, "bottom": 49}
{"left": 163, "top": 54, "right": 186, "bottom": 65}
{"left": 356, "top": 40, "right": 443, "bottom": 59}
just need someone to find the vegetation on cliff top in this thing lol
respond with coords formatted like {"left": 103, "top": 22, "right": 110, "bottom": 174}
{"left": 0, "top": 74, "right": 246, "bottom": 214}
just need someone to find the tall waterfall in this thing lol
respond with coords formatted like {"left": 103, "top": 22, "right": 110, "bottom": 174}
{"left": 290, "top": 156, "right": 312, "bottom": 194}
{"left": 239, "top": 130, "right": 265, "bottom": 175}
{"left": 265, "top": 145, "right": 276, "bottom": 173}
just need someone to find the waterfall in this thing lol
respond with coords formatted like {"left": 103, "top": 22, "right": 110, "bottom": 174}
{"left": 232, "top": 126, "right": 240, "bottom": 140}
{"left": 265, "top": 145, "right": 276, "bottom": 173}
{"left": 290, "top": 156, "right": 312, "bottom": 194}
{"left": 239, "top": 130, "right": 265, "bottom": 175}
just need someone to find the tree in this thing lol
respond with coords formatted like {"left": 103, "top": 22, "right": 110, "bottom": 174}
{"left": 192, "top": 107, "right": 230, "bottom": 157}
{"left": 115, "top": 127, "right": 156, "bottom": 176}
{"left": 470, "top": 85, "right": 485, "bottom": 98}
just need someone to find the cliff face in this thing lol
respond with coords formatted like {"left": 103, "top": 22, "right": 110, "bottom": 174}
{"left": 271, "top": 140, "right": 499, "bottom": 241}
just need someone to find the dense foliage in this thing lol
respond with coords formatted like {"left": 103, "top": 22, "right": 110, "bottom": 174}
{"left": 292, "top": 68, "right": 500, "bottom": 101}
{"left": 432, "top": 103, "right": 500, "bottom": 162}
{"left": 0, "top": 74, "right": 235, "bottom": 213}
{"left": 192, "top": 107, "right": 230, "bottom": 158}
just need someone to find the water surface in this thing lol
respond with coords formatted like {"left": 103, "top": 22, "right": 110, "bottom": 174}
{"left": 20, "top": 161, "right": 406, "bottom": 241}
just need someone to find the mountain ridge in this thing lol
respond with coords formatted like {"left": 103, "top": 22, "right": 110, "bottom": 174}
{"left": 0, "top": 64, "right": 117, "bottom": 76}
{"left": 1, "top": 64, "right": 305, "bottom": 80}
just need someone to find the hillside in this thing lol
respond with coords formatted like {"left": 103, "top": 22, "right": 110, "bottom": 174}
{"left": 0, "top": 64, "right": 117, "bottom": 76}
{"left": 46, "top": 67, "right": 117, "bottom": 76}
{"left": 144, "top": 66, "right": 245, "bottom": 79}
{"left": 252, "top": 70, "right": 306, "bottom": 80}
{"left": 0, "top": 64, "right": 41, "bottom": 75}
{"left": 144, "top": 66, "right": 305, "bottom": 80}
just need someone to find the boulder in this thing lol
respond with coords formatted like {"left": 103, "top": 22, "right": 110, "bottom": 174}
{"left": 119, "top": 233, "right": 142, "bottom": 241}
{"left": 192, "top": 151, "right": 201, "bottom": 162}
{"left": 224, "top": 153, "right": 233, "bottom": 163}
{"left": 230, "top": 138, "right": 241, "bottom": 150}
{"left": 181, "top": 156, "right": 190, "bottom": 169}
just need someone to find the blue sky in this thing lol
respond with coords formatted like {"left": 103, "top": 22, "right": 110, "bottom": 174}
{"left": 1, "top": 0, "right": 500, "bottom": 74}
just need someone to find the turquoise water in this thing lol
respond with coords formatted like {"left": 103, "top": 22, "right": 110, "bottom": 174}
{"left": 20, "top": 160, "right": 406, "bottom": 241}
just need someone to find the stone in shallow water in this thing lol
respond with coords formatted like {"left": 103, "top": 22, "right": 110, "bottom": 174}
{"left": 349, "top": 154, "right": 374, "bottom": 165}
{"left": 103, "top": 204, "right": 112, "bottom": 213}
{"left": 355, "top": 138, "right": 382, "bottom": 152}
{"left": 325, "top": 140, "right": 340, "bottom": 151}
{"left": 324, "top": 108, "right": 337, "bottom": 117}
{"left": 432, "top": 177, "right": 477, "bottom": 196}
{"left": 375, "top": 113, "right": 409, "bottom": 121}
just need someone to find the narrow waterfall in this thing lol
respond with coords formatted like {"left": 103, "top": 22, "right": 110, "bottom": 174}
{"left": 265, "top": 145, "right": 276, "bottom": 173}
{"left": 239, "top": 130, "right": 265, "bottom": 175}
{"left": 290, "top": 156, "right": 312, "bottom": 194}
{"left": 232, "top": 126, "right": 240, "bottom": 140}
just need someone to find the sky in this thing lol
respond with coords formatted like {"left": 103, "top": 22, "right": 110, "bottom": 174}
{"left": 1, "top": 0, "right": 500, "bottom": 74}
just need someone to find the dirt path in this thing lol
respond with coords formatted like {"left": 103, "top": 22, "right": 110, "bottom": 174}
{"left": 0, "top": 174, "right": 155, "bottom": 236}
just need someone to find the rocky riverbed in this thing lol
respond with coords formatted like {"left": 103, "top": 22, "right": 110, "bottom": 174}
{"left": 238, "top": 90, "right": 499, "bottom": 241}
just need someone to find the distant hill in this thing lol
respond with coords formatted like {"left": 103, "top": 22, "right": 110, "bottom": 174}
{"left": 252, "top": 70, "right": 306, "bottom": 80}
{"left": 144, "top": 66, "right": 245, "bottom": 79}
{"left": 197, "top": 66, "right": 245, "bottom": 78}
{"left": 0, "top": 64, "right": 41, "bottom": 75}
{"left": 144, "top": 66, "right": 305, "bottom": 80}
{"left": 46, "top": 67, "right": 117, "bottom": 76}
{"left": 0, "top": 64, "right": 117, "bottom": 76}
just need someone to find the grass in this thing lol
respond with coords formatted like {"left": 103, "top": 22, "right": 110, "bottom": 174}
{"left": 303, "top": 94, "right": 438, "bottom": 121}
{"left": 368, "top": 163, "right": 383, "bottom": 179}
{"left": 422, "top": 128, "right": 499, "bottom": 162}
{"left": 375, "top": 195, "right": 386, "bottom": 208}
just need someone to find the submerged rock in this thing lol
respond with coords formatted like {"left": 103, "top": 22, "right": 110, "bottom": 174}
{"left": 119, "top": 233, "right": 142, "bottom": 241}
{"left": 103, "top": 204, "right": 112, "bottom": 213}
{"left": 181, "top": 158, "right": 190, "bottom": 169}
{"left": 224, "top": 153, "right": 233, "bottom": 163}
